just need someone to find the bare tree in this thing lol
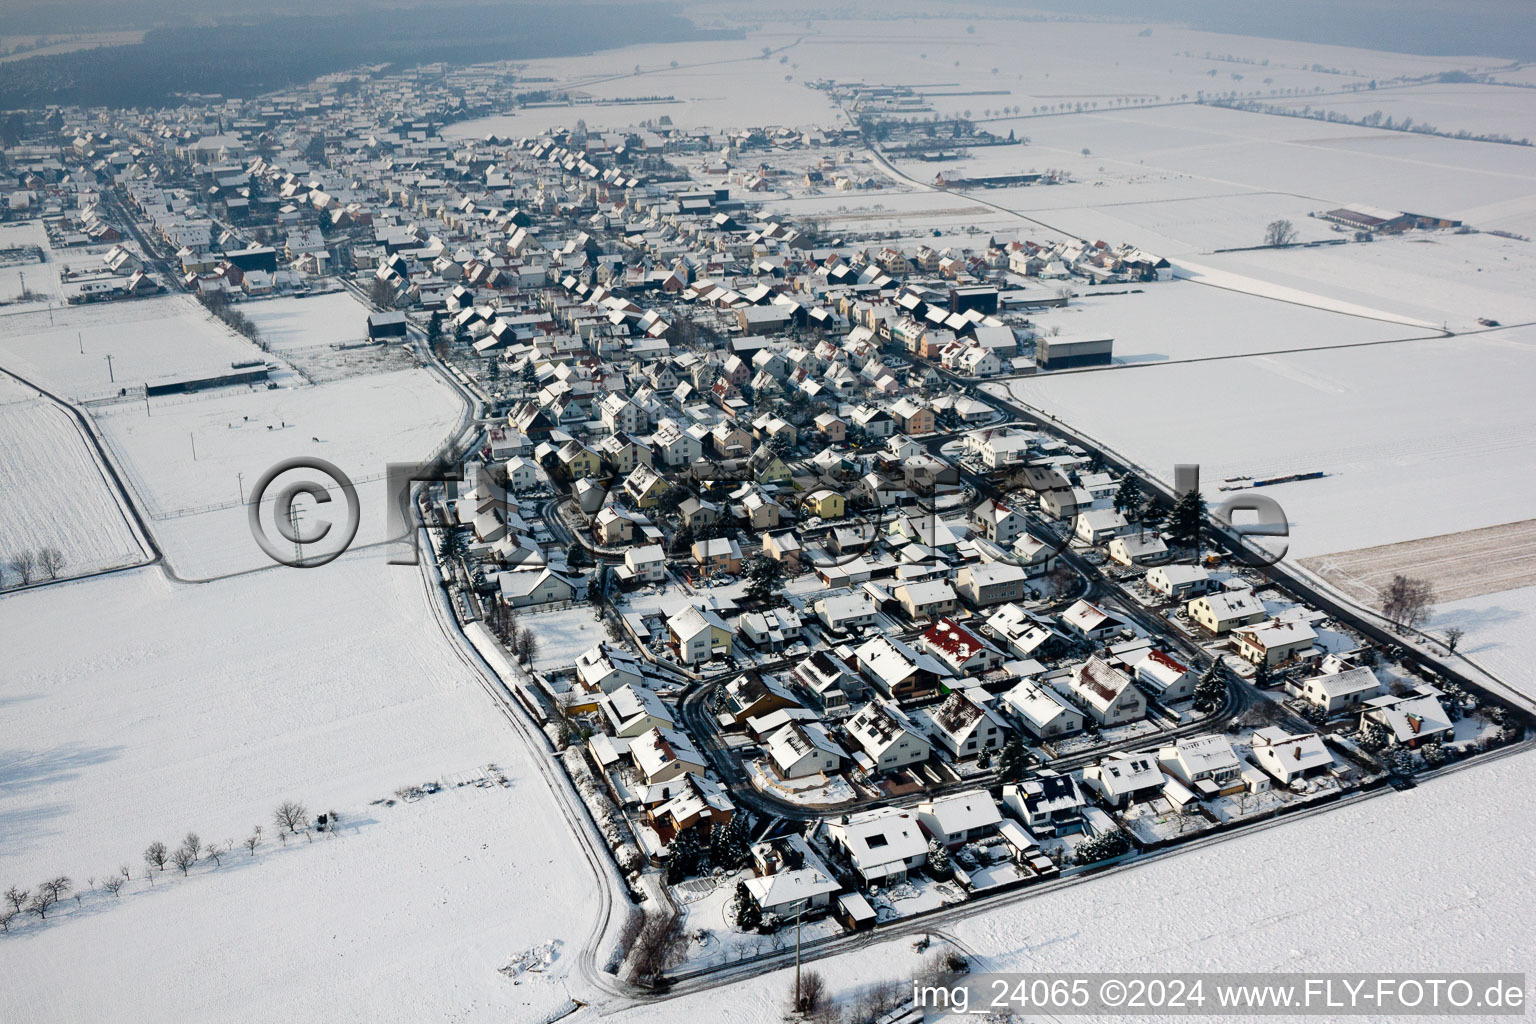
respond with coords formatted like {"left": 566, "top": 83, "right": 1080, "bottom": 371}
{"left": 274, "top": 800, "right": 308, "bottom": 835}
{"left": 0, "top": 906, "right": 15, "bottom": 932}
{"left": 182, "top": 833, "right": 202, "bottom": 861}
{"left": 515, "top": 629, "right": 539, "bottom": 666}
{"left": 41, "top": 877, "right": 72, "bottom": 904}
{"left": 144, "top": 841, "right": 168, "bottom": 875}
{"left": 101, "top": 874, "right": 125, "bottom": 898}
{"left": 4, "top": 886, "right": 27, "bottom": 914}
{"left": 204, "top": 841, "right": 226, "bottom": 867}
{"left": 170, "top": 845, "right": 196, "bottom": 876}
{"left": 27, "top": 887, "right": 59, "bottom": 921}
{"left": 792, "top": 969, "right": 827, "bottom": 1014}
{"left": 38, "top": 547, "right": 64, "bottom": 580}
{"left": 6, "top": 551, "right": 36, "bottom": 585}
{"left": 1380, "top": 574, "right": 1435, "bottom": 630}
{"left": 1444, "top": 627, "right": 1465, "bottom": 654}
{"left": 1264, "top": 219, "right": 1297, "bottom": 245}
{"left": 244, "top": 826, "right": 263, "bottom": 857}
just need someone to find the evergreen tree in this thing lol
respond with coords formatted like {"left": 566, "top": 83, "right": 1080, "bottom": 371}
{"left": 666, "top": 829, "right": 703, "bottom": 883}
{"left": 1112, "top": 476, "right": 1139, "bottom": 516}
{"left": 425, "top": 313, "right": 442, "bottom": 349}
{"left": 732, "top": 881, "right": 761, "bottom": 931}
{"left": 709, "top": 817, "right": 747, "bottom": 870}
{"left": 487, "top": 357, "right": 500, "bottom": 380}
{"left": 1192, "top": 660, "right": 1226, "bottom": 713}
{"left": 1168, "top": 489, "right": 1207, "bottom": 550}
{"left": 741, "top": 554, "right": 785, "bottom": 604}
{"left": 926, "top": 838, "right": 951, "bottom": 878}
{"left": 995, "top": 736, "right": 1028, "bottom": 783}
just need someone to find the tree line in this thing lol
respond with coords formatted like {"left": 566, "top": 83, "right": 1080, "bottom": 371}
{"left": 2, "top": 547, "right": 65, "bottom": 587}
{"left": 1, "top": 799, "right": 328, "bottom": 935}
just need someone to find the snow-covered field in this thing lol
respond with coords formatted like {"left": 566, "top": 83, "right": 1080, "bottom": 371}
{"left": 240, "top": 292, "right": 371, "bottom": 352}
{"left": 0, "top": 294, "right": 277, "bottom": 402}
{"left": 1027, "top": 279, "right": 1421, "bottom": 364}
{"left": 0, "top": 375, "right": 146, "bottom": 577}
{"left": 1432, "top": 584, "right": 1536, "bottom": 695}
{"left": 93, "top": 368, "right": 463, "bottom": 579}
{"left": 997, "top": 326, "right": 1536, "bottom": 562}
{"left": 0, "top": 555, "right": 600, "bottom": 1024}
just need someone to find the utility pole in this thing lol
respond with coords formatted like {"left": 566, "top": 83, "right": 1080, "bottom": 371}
{"left": 105, "top": 353, "right": 114, "bottom": 382}
{"left": 237, "top": 472, "right": 244, "bottom": 504}
{"left": 77, "top": 331, "right": 83, "bottom": 355}
{"left": 189, "top": 431, "right": 197, "bottom": 460}
{"left": 793, "top": 898, "right": 804, "bottom": 1013}
{"left": 290, "top": 503, "right": 304, "bottom": 566}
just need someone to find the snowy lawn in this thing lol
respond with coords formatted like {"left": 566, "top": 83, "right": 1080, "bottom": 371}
{"left": 744, "top": 758, "right": 857, "bottom": 807}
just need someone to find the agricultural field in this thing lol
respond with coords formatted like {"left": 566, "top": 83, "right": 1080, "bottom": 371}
{"left": 996, "top": 325, "right": 1536, "bottom": 561}
{"left": 92, "top": 367, "right": 464, "bottom": 579}
{"left": 0, "top": 556, "right": 598, "bottom": 1023}
{"left": 0, "top": 294, "right": 284, "bottom": 403}
{"left": 1301, "top": 519, "right": 1536, "bottom": 608}
{"left": 0, "top": 374, "right": 147, "bottom": 578}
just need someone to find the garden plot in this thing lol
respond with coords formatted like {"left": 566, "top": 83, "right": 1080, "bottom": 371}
{"left": 0, "top": 219, "right": 58, "bottom": 307}
{"left": 0, "top": 293, "right": 279, "bottom": 402}
{"left": 0, "top": 764, "right": 591, "bottom": 1024}
{"left": 0, "top": 377, "right": 147, "bottom": 577}
{"left": 998, "top": 327, "right": 1536, "bottom": 560}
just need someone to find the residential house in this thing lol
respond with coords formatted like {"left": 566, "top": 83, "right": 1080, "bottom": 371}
{"left": 1360, "top": 689, "right": 1454, "bottom": 749}
{"left": 630, "top": 726, "right": 708, "bottom": 785}
{"left": 920, "top": 691, "right": 1009, "bottom": 761}
{"left": 1002, "top": 771, "right": 1087, "bottom": 836}
{"left": 576, "top": 642, "right": 645, "bottom": 693}
{"left": 1058, "top": 599, "right": 1126, "bottom": 642}
{"left": 1250, "top": 728, "right": 1334, "bottom": 784}
{"left": 1068, "top": 656, "right": 1147, "bottom": 726}
{"left": 766, "top": 720, "right": 848, "bottom": 779}
{"left": 894, "top": 578, "right": 959, "bottom": 622}
{"left": 1159, "top": 735, "right": 1244, "bottom": 797}
{"left": 844, "top": 699, "right": 931, "bottom": 773}
{"left": 499, "top": 567, "right": 576, "bottom": 609}
{"left": 1147, "top": 564, "right": 1216, "bottom": 601}
{"left": 600, "top": 683, "right": 675, "bottom": 738}
{"left": 825, "top": 807, "right": 929, "bottom": 884}
{"left": 1082, "top": 752, "right": 1166, "bottom": 808}
{"left": 720, "top": 672, "right": 802, "bottom": 726}
{"left": 667, "top": 603, "right": 733, "bottom": 665}
{"left": 916, "top": 790, "right": 1003, "bottom": 849}
{"left": 692, "top": 536, "right": 744, "bottom": 577}
{"left": 1288, "top": 665, "right": 1381, "bottom": 714}
{"left": 955, "top": 561, "right": 1031, "bottom": 608}
{"left": 1187, "top": 590, "right": 1266, "bottom": 635}
{"left": 970, "top": 499, "right": 1029, "bottom": 546}
{"left": 1234, "top": 621, "right": 1318, "bottom": 668}
{"left": 813, "top": 590, "right": 878, "bottom": 635}
{"left": 650, "top": 774, "right": 735, "bottom": 843}
{"left": 619, "top": 544, "right": 667, "bottom": 585}
{"left": 1000, "top": 678, "right": 1084, "bottom": 740}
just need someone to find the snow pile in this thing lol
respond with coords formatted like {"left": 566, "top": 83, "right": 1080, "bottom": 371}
{"left": 498, "top": 940, "right": 561, "bottom": 982}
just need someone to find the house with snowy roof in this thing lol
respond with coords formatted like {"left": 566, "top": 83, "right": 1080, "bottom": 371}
{"left": 1360, "top": 689, "right": 1454, "bottom": 749}
{"left": 1068, "top": 656, "right": 1147, "bottom": 725}
{"left": 1002, "top": 771, "right": 1088, "bottom": 836}
{"left": 630, "top": 726, "right": 708, "bottom": 785}
{"left": 1000, "top": 678, "right": 1085, "bottom": 740}
{"left": 600, "top": 683, "right": 675, "bottom": 738}
{"left": 1250, "top": 727, "right": 1334, "bottom": 784}
{"left": 1234, "top": 620, "right": 1318, "bottom": 668}
{"left": 825, "top": 807, "right": 929, "bottom": 884}
{"left": 1126, "top": 648, "right": 1196, "bottom": 703}
{"left": 1288, "top": 665, "right": 1381, "bottom": 714}
{"left": 916, "top": 789, "right": 1004, "bottom": 849}
{"left": 917, "top": 691, "right": 1009, "bottom": 761}
{"left": 1159, "top": 735, "right": 1244, "bottom": 797}
{"left": 1187, "top": 589, "right": 1266, "bottom": 635}
{"left": 919, "top": 617, "right": 1003, "bottom": 676}
{"left": 844, "top": 698, "right": 930, "bottom": 773}
{"left": 1058, "top": 598, "right": 1125, "bottom": 642}
{"left": 1082, "top": 752, "right": 1165, "bottom": 808}
{"left": 765, "top": 720, "right": 848, "bottom": 779}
